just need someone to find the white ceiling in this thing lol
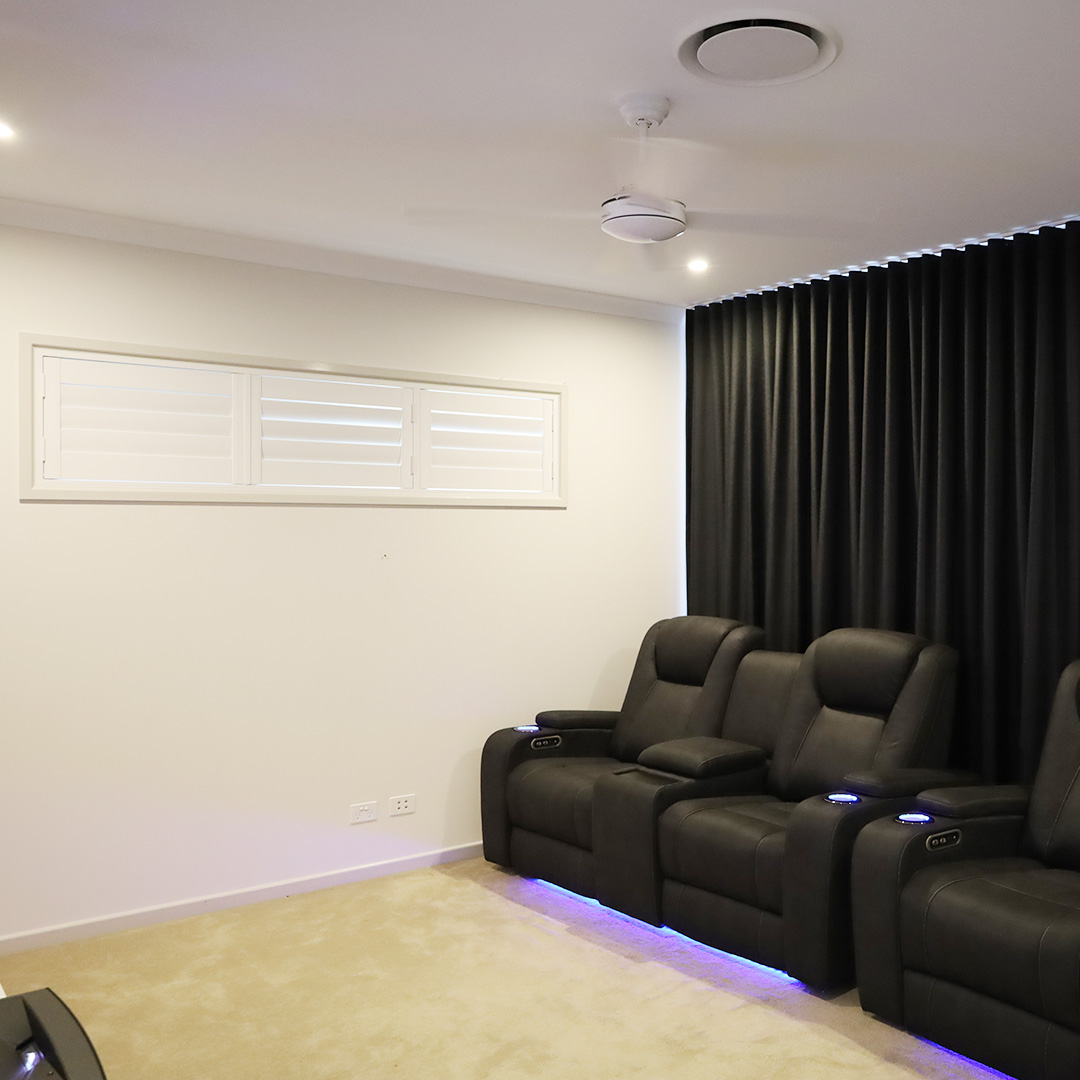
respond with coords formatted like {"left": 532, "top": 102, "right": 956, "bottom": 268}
{"left": 1, "top": 0, "right": 1078, "bottom": 318}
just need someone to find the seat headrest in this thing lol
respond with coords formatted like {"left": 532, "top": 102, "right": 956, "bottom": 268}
{"left": 654, "top": 616, "right": 740, "bottom": 687}
{"left": 814, "top": 628, "right": 923, "bottom": 715}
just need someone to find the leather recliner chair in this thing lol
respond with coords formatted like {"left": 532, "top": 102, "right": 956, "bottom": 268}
{"left": 852, "top": 660, "right": 1080, "bottom": 1080}
{"left": 480, "top": 616, "right": 764, "bottom": 902}
{"left": 631, "top": 628, "right": 959, "bottom": 989}
{"left": 591, "top": 645, "right": 803, "bottom": 924}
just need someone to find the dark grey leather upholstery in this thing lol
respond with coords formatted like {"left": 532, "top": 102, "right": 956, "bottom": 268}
{"left": 852, "top": 660, "right": 1080, "bottom": 1080}
{"left": 590, "top": 647, "right": 802, "bottom": 924}
{"left": 661, "top": 796, "right": 793, "bottom": 913}
{"left": 612, "top": 617, "right": 762, "bottom": 760}
{"left": 507, "top": 758, "right": 622, "bottom": 849}
{"left": 1023, "top": 662, "right": 1080, "bottom": 870}
{"left": 768, "top": 629, "right": 953, "bottom": 799}
{"left": 480, "top": 616, "right": 764, "bottom": 900}
{"left": 658, "top": 628, "right": 959, "bottom": 988}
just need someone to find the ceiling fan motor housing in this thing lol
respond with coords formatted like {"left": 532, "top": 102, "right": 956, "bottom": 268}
{"left": 601, "top": 193, "right": 687, "bottom": 243}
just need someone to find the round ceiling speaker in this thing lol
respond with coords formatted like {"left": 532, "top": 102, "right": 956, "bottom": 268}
{"left": 679, "top": 16, "right": 840, "bottom": 86}
{"left": 600, "top": 194, "right": 687, "bottom": 243}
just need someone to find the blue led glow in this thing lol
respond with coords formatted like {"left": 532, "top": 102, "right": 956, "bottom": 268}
{"left": 523, "top": 878, "right": 802, "bottom": 984}
{"left": 825, "top": 792, "right": 861, "bottom": 804}
{"left": 515, "top": 876, "right": 1005, "bottom": 1078}
{"left": 528, "top": 878, "right": 605, "bottom": 908}
{"left": 913, "top": 1035, "right": 1018, "bottom": 1080}
{"left": 652, "top": 925, "right": 803, "bottom": 982}
{"left": 514, "top": 725, "right": 541, "bottom": 733}
{"left": 897, "top": 812, "right": 934, "bottom": 824}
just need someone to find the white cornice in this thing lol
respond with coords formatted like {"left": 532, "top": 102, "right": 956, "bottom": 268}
{"left": 0, "top": 196, "right": 682, "bottom": 325}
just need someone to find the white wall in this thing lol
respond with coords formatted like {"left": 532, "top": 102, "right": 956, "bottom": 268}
{"left": 0, "top": 226, "right": 685, "bottom": 945}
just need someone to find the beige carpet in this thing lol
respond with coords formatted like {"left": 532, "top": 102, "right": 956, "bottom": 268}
{"left": 0, "top": 859, "right": 999, "bottom": 1080}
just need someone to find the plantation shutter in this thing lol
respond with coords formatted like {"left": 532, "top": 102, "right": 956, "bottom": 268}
{"left": 418, "top": 387, "right": 554, "bottom": 494}
{"left": 30, "top": 343, "right": 564, "bottom": 505}
{"left": 255, "top": 374, "right": 412, "bottom": 490}
{"left": 41, "top": 353, "right": 242, "bottom": 485}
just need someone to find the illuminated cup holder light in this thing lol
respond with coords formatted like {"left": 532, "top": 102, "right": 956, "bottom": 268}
{"left": 515, "top": 725, "right": 542, "bottom": 733}
{"left": 23, "top": 1051, "right": 45, "bottom": 1072}
{"left": 825, "top": 792, "right": 861, "bottom": 804}
{"left": 897, "top": 812, "right": 935, "bottom": 824}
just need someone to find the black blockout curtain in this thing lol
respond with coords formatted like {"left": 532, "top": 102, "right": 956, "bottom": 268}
{"left": 687, "top": 223, "right": 1080, "bottom": 781}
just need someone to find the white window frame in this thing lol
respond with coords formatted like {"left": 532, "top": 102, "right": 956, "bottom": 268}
{"left": 20, "top": 335, "right": 567, "bottom": 508}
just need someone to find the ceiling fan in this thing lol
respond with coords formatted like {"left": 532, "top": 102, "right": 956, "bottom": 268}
{"left": 404, "top": 95, "right": 707, "bottom": 254}
{"left": 599, "top": 96, "right": 688, "bottom": 245}
{"left": 404, "top": 94, "right": 850, "bottom": 274}
{"left": 594, "top": 94, "right": 859, "bottom": 272}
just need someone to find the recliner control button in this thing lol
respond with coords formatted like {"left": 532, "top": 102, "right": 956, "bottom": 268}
{"left": 531, "top": 735, "right": 562, "bottom": 750}
{"left": 926, "top": 828, "right": 961, "bottom": 851}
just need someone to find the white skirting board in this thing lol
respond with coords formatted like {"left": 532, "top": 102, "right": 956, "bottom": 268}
{"left": 0, "top": 842, "right": 484, "bottom": 957}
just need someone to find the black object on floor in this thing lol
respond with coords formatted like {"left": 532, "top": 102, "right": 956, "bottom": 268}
{"left": 0, "top": 987, "right": 106, "bottom": 1079}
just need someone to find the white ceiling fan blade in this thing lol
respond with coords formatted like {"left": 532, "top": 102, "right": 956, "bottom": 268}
{"left": 403, "top": 206, "right": 591, "bottom": 225}
{"left": 687, "top": 209, "right": 859, "bottom": 238}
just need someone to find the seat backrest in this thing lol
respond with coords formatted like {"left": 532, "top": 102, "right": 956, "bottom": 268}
{"left": 766, "top": 628, "right": 958, "bottom": 801}
{"left": 720, "top": 650, "right": 803, "bottom": 756}
{"left": 1022, "top": 661, "right": 1080, "bottom": 869}
{"left": 611, "top": 616, "right": 765, "bottom": 762}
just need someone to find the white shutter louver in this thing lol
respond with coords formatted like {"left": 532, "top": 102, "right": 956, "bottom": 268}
{"left": 256, "top": 374, "right": 412, "bottom": 490}
{"left": 43, "top": 354, "right": 239, "bottom": 485}
{"left": 419, "top": 387, "right": 554, "bottom": 494}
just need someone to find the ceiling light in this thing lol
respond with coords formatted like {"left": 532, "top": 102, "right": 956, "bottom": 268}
{"left": 688, "top": 258, "right": 709, "bottom": 273}
{"left": 0, "top": 123, "right": 15, "bottom": 139}
{"left": 679, "top": 16, "right": 840, "bottom": 86}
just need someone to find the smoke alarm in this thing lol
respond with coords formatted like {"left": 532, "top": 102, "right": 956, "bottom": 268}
{"left": 601, "top": 193, "right": 687, "bottom": 243}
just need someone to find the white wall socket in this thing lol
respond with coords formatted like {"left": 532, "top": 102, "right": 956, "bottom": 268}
{"left": 349, "top": 801, "right": 378, "bottom": 824}
{"left": 389, "top": 794, "right": 415, "bottom": 816}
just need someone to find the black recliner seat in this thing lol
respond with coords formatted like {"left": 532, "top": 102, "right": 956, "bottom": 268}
{"left": 852, "top": 661, "right": 1080, "bottom": 1080}
{"left": 590, "top": 645, "right": 803, "bottom": 924}
{"left": 650, "top": 628, "right": 959, "bottom": 989}
{"left": 480, "top": 616, "right": 764, "bottom": 901}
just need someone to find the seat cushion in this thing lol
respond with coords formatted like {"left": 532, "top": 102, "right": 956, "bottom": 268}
{"left": 658, "top": 795, "right": 794, "bottom": 914}
{"left": 901, "top": 859, "right": 1080, "bottom": 1033}
{"left": 506, "top": 758, "right": 626, "bottom": 850}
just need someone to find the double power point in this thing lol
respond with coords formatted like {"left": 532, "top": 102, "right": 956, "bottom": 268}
{"left": 349, "top": 794, "right": 416, "bottom": 824}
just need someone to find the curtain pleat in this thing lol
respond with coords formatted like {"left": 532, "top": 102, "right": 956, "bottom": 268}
{"left": 686, "top": 223, "right": 1080, "bottom": 781}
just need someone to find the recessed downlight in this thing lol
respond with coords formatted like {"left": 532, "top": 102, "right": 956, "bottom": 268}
{"left": 679, "top": 16, "right": 840, "bottom": 86}
{"left": 688, "top": 258, "right": 709, "bottom": 273}
{"left": 0, "top": 123, "right": 15, "bottom": 139}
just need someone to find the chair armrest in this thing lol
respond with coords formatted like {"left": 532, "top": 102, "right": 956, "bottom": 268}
{"left": 534, "top": 709, "right": 621, "bottom": 730}
{"left": 637, "top": 737, "right": 766, "bottom": 779}
{"left": 842, "top": 767, "right": 980, "bottom": 798}
{"left": 480, "top": 725, "right": 614, "bottom": 866}
{"left": 852, "top": 809, "right": 1026, "bottom": 1023}
{"left": 782, "top": 789, "right": 919, "bottom": 988}
{"left": 917, "top": 784, "right": 1031, "bottom": 817}
{"left": 779, "top": 771, "right": 991, "bottom": 988}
